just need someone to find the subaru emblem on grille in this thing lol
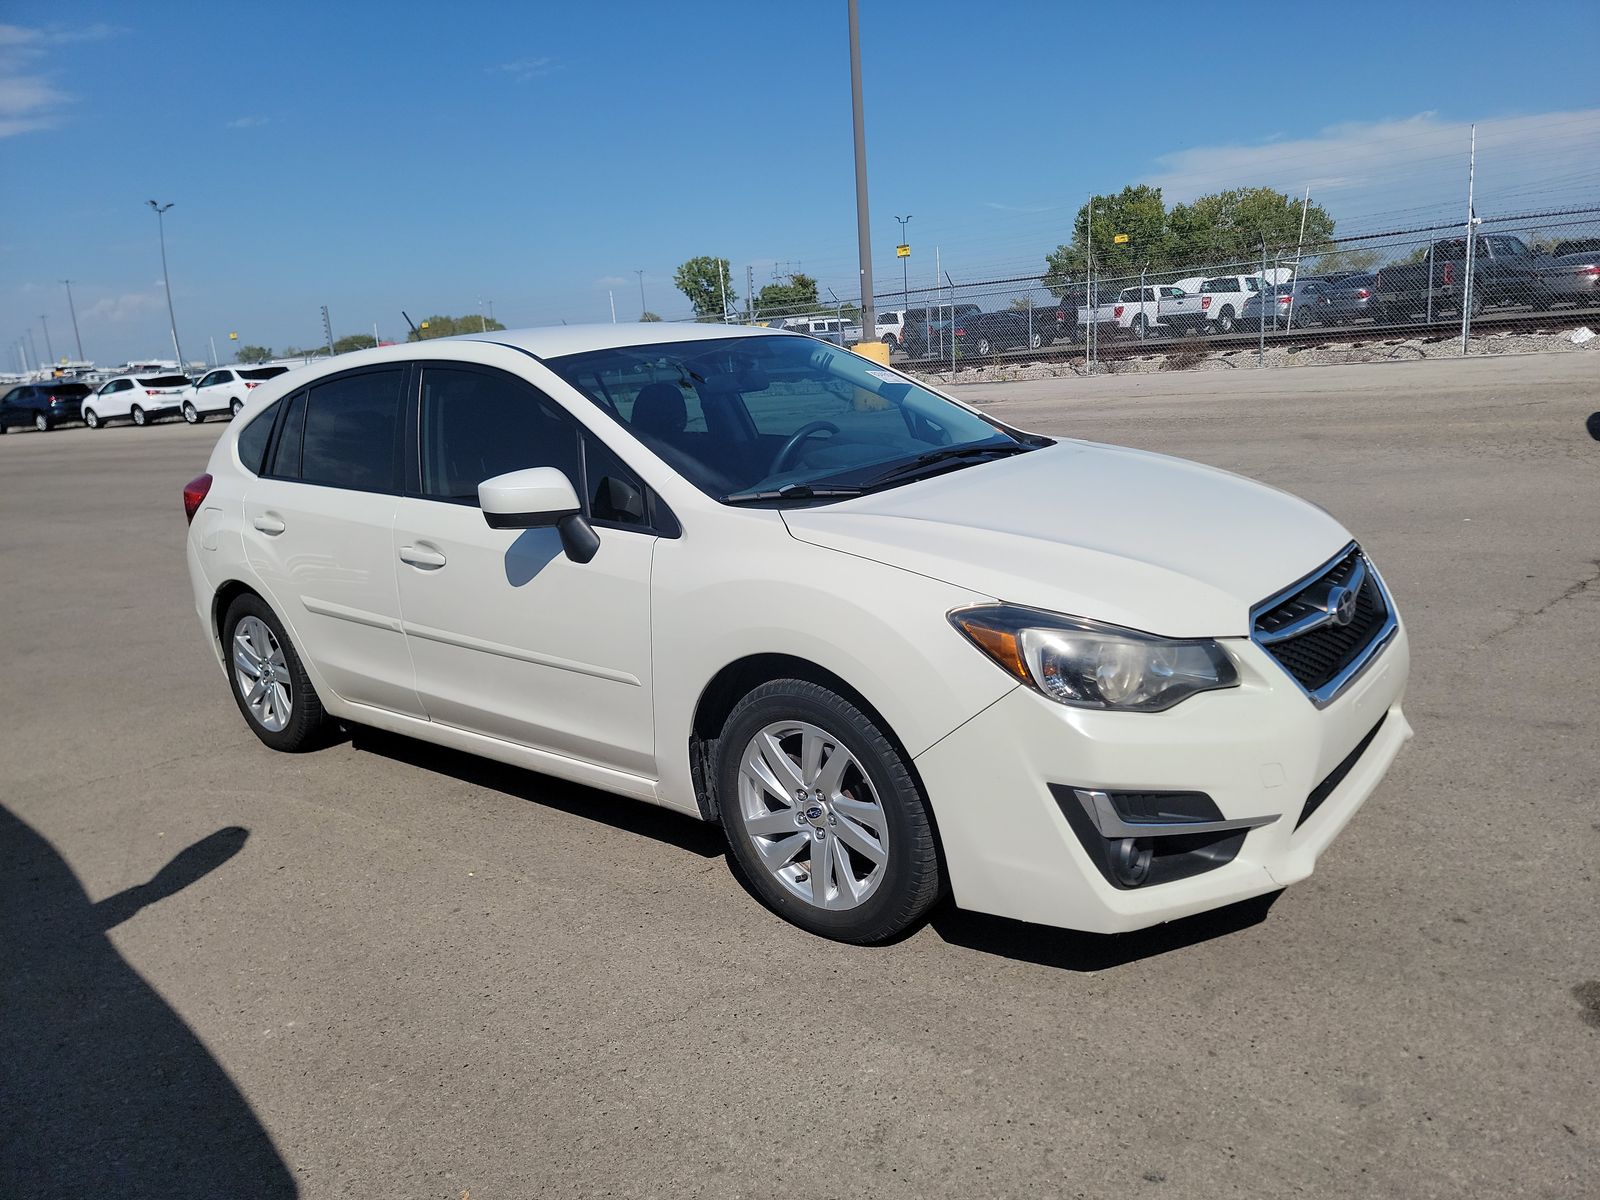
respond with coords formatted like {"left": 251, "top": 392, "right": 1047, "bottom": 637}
{"left": 1331, "top": 585, "right": 1358, "bottom": 627}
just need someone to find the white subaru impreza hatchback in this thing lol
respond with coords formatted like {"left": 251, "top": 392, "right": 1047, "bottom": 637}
{"left": 183, "top": 324, "right": 1411, "bottom": 943}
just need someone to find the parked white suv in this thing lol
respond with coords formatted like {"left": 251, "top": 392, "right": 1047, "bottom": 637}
{"left": 183, "top": 324, "right": 1411, "bottom": 943}
{"left": 82, "top": 373, "right": 191, "bottom": 428}
{"left": 875, "top": 308, "right": 908, "bottom": 351}
{"left": 182, "top": 365, "right": 292, "bottom": 423}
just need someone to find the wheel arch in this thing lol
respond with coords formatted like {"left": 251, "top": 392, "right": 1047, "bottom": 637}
{"left": 689, "top": 653, "right": 932, "bottom": 833}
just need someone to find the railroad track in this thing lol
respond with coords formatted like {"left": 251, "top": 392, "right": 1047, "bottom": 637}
{"left": 894, "top": 307, "right": 1598, "bottom": 372}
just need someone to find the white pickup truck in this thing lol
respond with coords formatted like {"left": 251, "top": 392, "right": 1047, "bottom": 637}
{"left": 1111, "top": 285, "right": 1207, "bottom": 340}
{"left": 1180, "top": 274, "right": 1268, "bottom": 334}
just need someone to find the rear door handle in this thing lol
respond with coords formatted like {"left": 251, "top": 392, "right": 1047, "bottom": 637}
{"left": 399, "top": 544, "right": 447, "bottom": 570}
{"left": 252, "top": 515, "right": 286, "bottom": 535}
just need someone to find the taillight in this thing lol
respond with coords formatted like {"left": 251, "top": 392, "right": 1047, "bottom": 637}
{"left": 182, "top": 473, "right": 213, "bottom": 524}
{"left": 1113, "top": 305, "right": 1124, "bottom": 318}
{"left": 1201, "top": 296, "right": 1212, "bottom": 309}
{"left": 954, "top": 326, "right": 965, "bottom": 336}
{"left": 1278, "top": 295, "right": 1291, "bottom": 304}
{"left": 1357, "top": 288, "right": 1370, "bottom": 298}
{"left": 1583, "top": 266, "right": 1600, "bottom": 277}
{"left": 245, "top": 381, "right": 259, "bottom": 388}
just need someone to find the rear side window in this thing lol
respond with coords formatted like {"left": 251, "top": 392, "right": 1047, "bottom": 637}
{"left": 269, "top": 390, "right": 306, "bottom": 478}
{"left": 240, "top": 367, "right": 288, "bottom": 382}
{"left": 300, "top": 369, "right": 404, "bottom": 492}
{"left": 236, "top": 400, "right": 282, "bottom": 474}
{"left": 138, "top": 375, "right": 190, "bottom": 388}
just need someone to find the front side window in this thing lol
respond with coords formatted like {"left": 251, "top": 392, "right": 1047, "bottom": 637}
{"left": 547, "top": 334, "right": 1036, "bottom": 503}
{"left": 300, "top": 369, "right": 403, "bottom": 491}
{"left": 199, "top": 372, "right": 224, "bottom": 388}
{"left": 418, "top": 365, "right": 580, "bottom": 501}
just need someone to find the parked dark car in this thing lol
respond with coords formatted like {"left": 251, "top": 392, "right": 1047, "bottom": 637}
{"left": 952, "top": 309, "right": 1053, "bottom": 356}
{"left": 1374, "top": 234, "right": 1558, "bottom": 321}
{"left": 1317, "top": 273, "right": 1378, "bottom": 324}
{"left": 0, "top": 381, "right": 91, "bottom": 432}
{"left": 901, "top": 304, "right": 981, "bottom": 357}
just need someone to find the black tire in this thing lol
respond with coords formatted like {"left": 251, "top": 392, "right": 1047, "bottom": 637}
{"left": 1216, "top": 307, "right": 1236, "bottom": 334}
{"left": 881, "top": 334, "right": 898, "bottom": 353}
{"left": 182, "top": 402, "right": 200, "bottom": 424}
{"left": 221, "top": 593, "right": 332, "bottom": 753}
{"left": 1132, "top": 315, "right": 1149, "bottom": 340}
{"left": 230, "top": 398, "right": 244, "bottom": 417}
{"left": 713, "top": 679, "right": 943, "bottom": 944}
{"left": 83, "top": 407, "right": 101, "bottom": 429}
{"left": 977, "top": 336, "right": 993, "bottom": 356}
{"left": 131, "top": 404, "right": 147, "bottom": 427}
{"left": 1028, "top": 329, "right": 1045, "bottom": 350}
{"left": 34, "top": 412, "right": 51, "bottom": 432}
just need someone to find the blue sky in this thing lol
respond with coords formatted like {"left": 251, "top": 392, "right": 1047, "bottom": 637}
{"left": 3, "top": 1, "right": 1598, "bottom": 367}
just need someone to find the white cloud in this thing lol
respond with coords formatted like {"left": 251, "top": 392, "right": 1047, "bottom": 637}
{"left": 487, "top": 56, "right": 556, "bottom": 83}
{"left": 1145, "top": 109, "right": 1600, "bottom": 224}
{"left": 82, "top": 290, "right": 164, "bottom": 324}
{"left": 0, "top": 22, "right": 121, "bottom": 138}
{"left": 227, "top": 115, "right": 270, "bottom": 129}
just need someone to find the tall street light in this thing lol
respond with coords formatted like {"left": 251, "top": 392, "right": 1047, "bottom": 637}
{"left": 39, "top": 314, "right": 55, "bottom": 366}
{"left": 894, "top": 214, "right": 912, "bottom": 319}
{"left": 636, "top": 269, "right": 647, "bottom": 317}
{"left": 146, "top": 200, "right": 186, "bottom": 371}
{"left": 847, "top": 0, "right": 875, "bottom": 339}
{"left": 61, "top": 280, "right": 85, "bottom": 361}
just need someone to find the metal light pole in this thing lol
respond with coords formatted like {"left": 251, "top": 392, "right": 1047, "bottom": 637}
{"left": 61, "top": 280, "right": 84, "bottom": 361}
{"left": 39, "top": 314, "right": 54, "bottom": 366}
{"left": 146, "top": 201, "right": 186, "bottom": 370}
{"left": 847, "top": 0, "right": 876, "bottom": 339}
{"left": 636, "top": 270, "right": 647, "bottom": 318}
{"left": 895, "top": 214, "right": 912, "bottom": 320}
{"left": 1461, "top": 123, "right": 1478, "bottom": 354}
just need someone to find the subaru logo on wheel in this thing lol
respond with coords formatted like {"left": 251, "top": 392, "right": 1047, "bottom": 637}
{"left": 804, "top": 805, "right": 824, "bottom": 821}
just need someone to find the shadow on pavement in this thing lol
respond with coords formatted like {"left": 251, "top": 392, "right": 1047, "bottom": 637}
{"left": 349, "top": 725, "right": 726, "bottom": 859}
{"left": 930, "top": 890, "right": 1282, "bottom": 971}
{"left": 0, "top": 804, "right": 296, "bottom": 1198}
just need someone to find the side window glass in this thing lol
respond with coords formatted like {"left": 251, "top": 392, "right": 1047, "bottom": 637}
{"left": 583, "top": 433, "right": 649, "bottom": 528}
{"left": 237, "top": 399, "right": 282, "bottom": 475}
{"left": 270, "top": 390, "right": 306, "bottom": 478}
{"left": 300, "top": 369, "right": 403, "bottom": 492}
{"left": 419, "top": 366, "right": 581, "bottom": 502}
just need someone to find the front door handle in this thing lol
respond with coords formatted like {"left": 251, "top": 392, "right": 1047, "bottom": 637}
{"left": 252, "top": 514, "right": 286, "bottom": 535}
{"left": 399, "top": 544, "right": 447, "bottom": 570}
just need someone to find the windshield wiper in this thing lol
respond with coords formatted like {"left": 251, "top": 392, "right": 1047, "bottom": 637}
{"left": 857, "top": 442, "right": 1030, "bottom": 489}
{"left": 722, "top": 483, "right": 867, "bottom": 505}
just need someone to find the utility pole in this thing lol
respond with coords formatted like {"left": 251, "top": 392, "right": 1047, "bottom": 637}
{"left": 718, "top": 258, "right": 728, "bottom": 322}
{"left": 895, "top": 215, "right": 912, "bottom": 321}
{"left": 146, "top": 201, "right": 185, "bottom": 370}
{"left": 636, "top": 269, "right": 646, "bottom": 317}
{"left": 1283, "top": 186, "right": 1311, "bottom": 334}
{"left": 609, "top": 290, "right": 617, "bottom": 323}
{"left": 61, "top": 280, "right": 84, "bottom": 361}
{"left": 846, "top": 0, "right": 876, "bottom": 340}
{"left": 1461, "top": 123, "right": 1478, "bottom": 354}
{"left": 39, "top": 314, "right": 54, "bottom": 366}
{"left": 321, "top": 305, "right": 334, "bottom": 356}
{"left": 746, "top": 264, "right": 755, "bottom": 322}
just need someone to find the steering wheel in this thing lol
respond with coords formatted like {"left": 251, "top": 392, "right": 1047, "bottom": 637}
{"left": 771, "top": 420, "right": 840, "bottom": 474}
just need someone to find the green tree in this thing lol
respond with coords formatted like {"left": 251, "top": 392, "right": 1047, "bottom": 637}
{"left": 235, "top": 344, "right": 273, "bottom": 363}
{"left": 1043, "top": 184, "right": 1169, "bottom": 297}
{"left": 754, "top": 272, "right": 818, "bottom": 318}
{"left": 406, "top": 314, "right": 507, "bottom": 341}
{"left": 639, "top": 311, "right": 662, "bottom": 322}
{"left": 1008, "top": 296, "right": 1035, "bottom": 311}
{"left": 282, "top": 345, "right": 329, "bottom": 359}
{"left": 673, "top": 256, "right": 737, "bottom": 319}
{"left": 332, "top": 333, "right": 377, "bottom": 354}
{"left": 1311, "top": 246, "right": 1383, "bottom": 275}
{"left": 1166, "top": 187, "right": 1336, "bottom": 268}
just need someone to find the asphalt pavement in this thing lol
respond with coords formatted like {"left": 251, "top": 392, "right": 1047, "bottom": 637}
{"left": 2, "top": 352, "right": 1596, "bottom": 1198}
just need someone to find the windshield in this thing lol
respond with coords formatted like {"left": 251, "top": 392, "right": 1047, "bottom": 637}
{"left": 546, "top": 334, "right": 1035, "bottom": 503}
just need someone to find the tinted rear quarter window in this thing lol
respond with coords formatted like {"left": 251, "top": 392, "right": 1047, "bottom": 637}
{"left": 237, "top": 400, "right": 281, "bottom": 474}
{"left": 300, "top": 370, "right": 403, "bottom": 491}
{"left": 270, "top": 391, "right": 306, "bottom": 478}
{"left": 138, "top": 375, "right": 190, "bottom": 387}
{"left": 240, "top": 367, "right": 288, "bottom": 382}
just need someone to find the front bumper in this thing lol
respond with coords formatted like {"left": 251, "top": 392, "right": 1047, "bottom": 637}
{"left": 915, "top": 622, "right": 1411, "bottom": 933}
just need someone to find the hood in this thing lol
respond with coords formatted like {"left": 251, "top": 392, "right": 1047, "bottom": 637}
{"left": 782, "top": 442, "right": 1351, "bottom": 638}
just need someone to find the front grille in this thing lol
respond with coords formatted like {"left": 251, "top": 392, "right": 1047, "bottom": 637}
{"left": 1253, "top": 545, "right": 1392, "bottom": 701}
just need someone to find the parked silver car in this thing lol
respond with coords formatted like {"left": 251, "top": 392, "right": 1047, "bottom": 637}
{"left": 1241, "top": 280, "right": 1331, "bottom": 328}
{"left": 1317, "top": 273, "right": 1378, "bottom": 324}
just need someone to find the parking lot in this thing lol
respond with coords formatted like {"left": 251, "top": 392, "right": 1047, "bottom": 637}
{"left": 2, "top": 352, "right": 1596, "bottom": 1198}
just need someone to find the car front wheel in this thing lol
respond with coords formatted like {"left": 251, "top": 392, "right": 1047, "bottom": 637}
{"left": 182, "top": 402, "right": 200, "bottom": 424}
{"left": 714, "top": 679, "right": 943, "bottom": 943}
{"left": 223, "top": 594, "right": 331, "bottom": 752}
{"left": 83, "top": 408, "right": 101, "bottom": 429}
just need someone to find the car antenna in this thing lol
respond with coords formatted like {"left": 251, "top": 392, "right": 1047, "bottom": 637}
{"left": 401, "top": 311, "right": 419, "bottom": 337}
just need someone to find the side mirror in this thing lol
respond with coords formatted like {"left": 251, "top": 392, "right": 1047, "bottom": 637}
{"left": 478, "top": 467, "right": 600, "bottom": 563}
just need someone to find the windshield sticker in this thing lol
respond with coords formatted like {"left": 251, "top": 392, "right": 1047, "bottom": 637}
{"left": 865, "top": 369, "right": 901, "bottom": 384}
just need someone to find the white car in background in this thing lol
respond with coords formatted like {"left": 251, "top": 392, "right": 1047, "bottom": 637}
{"left": 182, "top": 365, "right": 292, "bottom": 423}
{"left": 82, "top": 373, "right": 192, "bottom": 428}
{"left": 182, "top": 324, "right": 1411, "bottom": 944}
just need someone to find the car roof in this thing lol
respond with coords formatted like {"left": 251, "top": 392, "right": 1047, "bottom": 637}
{"left": 458, "top": 322, "right": 778, "bottom": 358}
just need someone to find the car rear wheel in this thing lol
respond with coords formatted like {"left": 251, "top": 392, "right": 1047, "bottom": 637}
{"left": 1028, "top": 329, "right": 1045, "bottom": 349}
{"left": 34, "top": 413, "right": 50, "bottom": 432}
{"left": 183, "top": 402, "right": 200, "bottom": 424}
{"left": 977, "top": 336, "right": 994, "bottom": 356}
{"left": 1215, "top": 307, "right": 1236, "bottom": 334}
{"left": 83, "top": 408, "right": 101, "bottom": 429}
{"left": 1132, "top": 315, "right": 1150, "bottom": 340}
{"left": 714, "top": 679, "right": 943, "bottom": 944}
{"left": 223, "top": 594, "right": 331, "bottom": 752}
{"left": 230, "top": 398, "right": 244, "bottom": 417}
{"left": 131, "top": 405, "right": 147, "bottom": 427}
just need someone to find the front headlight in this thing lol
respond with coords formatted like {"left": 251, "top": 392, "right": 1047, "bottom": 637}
{"left": 949, "top": 603, "right": 1238, "bottom": 712}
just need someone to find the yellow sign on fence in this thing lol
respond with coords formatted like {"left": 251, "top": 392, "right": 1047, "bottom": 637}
{"left": 1113, "top": 233, "right": 1129, "bottom": 244}
{"left": 896, "top": 244, "right": 910, "bottom": 257}
{"left": 228, "top": 331, "right": 238, "bottom": 340}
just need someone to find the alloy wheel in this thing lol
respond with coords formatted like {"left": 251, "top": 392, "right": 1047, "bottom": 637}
{"left": 183, "top": 403, "right": 199, "bottom": 424}
{"left": 233, "top": 615, "right": 292, "bottom": 732}
{"left": 736, "top": 720, "right": 889, "bottom": 911}
{"left": 34, "top": 413, "right": 48, "bottom": 432}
